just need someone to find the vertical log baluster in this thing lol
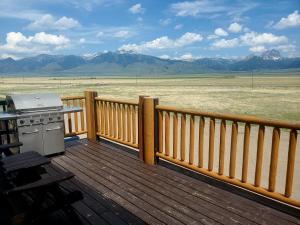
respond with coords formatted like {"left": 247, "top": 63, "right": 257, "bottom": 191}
{"left": 104, "top": 102, "right": 108, "bottom": 135}
{"left": 122, "top": 104, "right": 126, "bottom": 141}
{"left": 269, "top": 127, "right": 280, "bottom": 192}
{"left": 63, "top": 100, "right": 67, "bottom": 135}
{"left": 285, "top": 129, "right": 297, "bottom": 197}
{"left": 242, "top": 123, "right": 251, "bottom": 183}
{"left": 189, "top": 115, "right": 195, "bottom": 165}
{"left": 158, "top": 110, "right": 163, "bottom": 153}
{"left": 180, "top": 114, "right": 186, "bottom": 161}
{"left": 173, "top": 113, "right": 178, "bottom": 159}
{"left": 66, "top": 100, "right": 72, "bottom": 134}
{"left": 198, "top": 117, "right": 205, "bottom": 168}
{"left": 218, "top": 120, "right": 226, "bottom": 175}
{"left": 165, "top": 111, "right": 170, "bottom": 156}
{"left": 113, "top": 103, "right": 117, "bottom": 138}
{"left": 255, "top": 125, "right": 265, "bottom": 187}
{"left": 127, "top": 105, "right": 132, "bottom": 142}
{"left": 101, "top": 101, "right": 105, "bottom": 135}
{"left": 80, "top": 99, "right": 85, "bottom": 131}
{"left": 117, "top": 104, "right": 121, "bottom": 140}
{"left": 132, "top": 106, "right": 137, "bottom": 144}
{"left": 96, "top": 101, "right": 101, "bottom": 133}
{"left": 73, "top": 99, "right": 79, "bottom": 132}
{"left": 108, "top": 102, "right": 112, "bottom": 136}
{"left": 229, "top": 121, "right": 238, "bottom": 178}
{"left": 208, "top": 118, "right": 215, "bottom": 171}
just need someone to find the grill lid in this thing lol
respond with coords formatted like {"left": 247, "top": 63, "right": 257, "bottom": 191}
{"left": 6, "top": 93, "right": 63, "bottom": 113}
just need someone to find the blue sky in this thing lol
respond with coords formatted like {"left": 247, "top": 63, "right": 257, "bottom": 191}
{"left": 0, "top": 0, "right": 299, "bottom": 59}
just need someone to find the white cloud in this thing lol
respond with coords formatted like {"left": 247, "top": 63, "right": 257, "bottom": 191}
{"left": 274, "top": 11, "right": 300, "bottom": 29}
{"left": 214, "top": 28, "right": 228, "bottom": 36}
{"left": 174, "top": 24, "right": 183, "bottom": 30}
{"left": 65, "top": 0, "right": 123, "bottom": 11}
{"left": 207, "top": 34, "right": 218, "bottom": 40}
{"left": 113, "top": 30, "right": 130, "bottom": 38}
{"left": 0, "top": 32, "right": 70, "bottom": 59}
{"left": 79, "top": 38, "right": 85, "bottom": 43}
{"left": 228, "top": 22, "right": 242, "bottom": 32}
{"left": 240, "top": 32, "right": 288, "bottom": 46}
{"left": 212, "top": 38, "right": 239, "bottom": 49}
{"left": 274, "top": 44, "right": 297, "bottom": 57}
{"left": 94, "top": 26, "right": 137, "bottom": 40}
{"left": 178, "top": 53, "right": 194, "bottom": 61}
{"left": 249, "top": 45, "right": 266, "bottom": 53}
{"left": 159, "top": 54, "right": 170, "bottom": 59}
{"left": 129, "top": 3, "right": 144, "bottom": 14}
{"left": 27, "top": 14, "right": 80, "bottom": 30}
{"left": 176, "top": 32, "right": 203, "bottom": 46}
{"left": 211, "top": 31, "right": 289, "bottom": 51}
{"left": 170, "top": 0, "right": 226, "bottom": 17}
{"left": 96, "top": 31, "right": 104, "bottom": 37}
{"left": 119, "top": 32, "right": 203, "bottom": 53}
{"left": 160, "top": 18, "right": 172, "bottom": 26}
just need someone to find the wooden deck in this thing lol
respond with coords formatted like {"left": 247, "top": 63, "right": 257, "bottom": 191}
{"left": 49, "top": 139, "right": 300, "bottom": 225}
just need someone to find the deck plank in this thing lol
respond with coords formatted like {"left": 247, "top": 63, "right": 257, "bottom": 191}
{"left": 67, "top": 144, "right": 255, "bottom": 225}
{"left": 82, "top": 140, "right": 300, "bottom": 225}
{"left": 65, "top": 149, "right": 221, "bottom": 225}
{"left": 45, "top": 164, "right": 146, "bottom": 225}
{"left": 52, "top": 139, "right": 300, "bottom": 225}
{"left": 53, "top": 157, "right": 165, "bottom": 225}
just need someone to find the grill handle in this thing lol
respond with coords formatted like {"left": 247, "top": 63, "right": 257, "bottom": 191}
{"left": 46, "top": 127, "right": 62, "bottom": 131}
{"left": 22, "top": 129, "right": 39, "bottom": 135}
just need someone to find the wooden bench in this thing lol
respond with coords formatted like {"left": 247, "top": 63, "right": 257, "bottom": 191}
{"left": 0, "top": 151, "right": 83, "bottom": 225}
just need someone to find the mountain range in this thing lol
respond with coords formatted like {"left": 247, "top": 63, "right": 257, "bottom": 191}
{"left": 0, "top": 49, "right": 299, "bottom": 76}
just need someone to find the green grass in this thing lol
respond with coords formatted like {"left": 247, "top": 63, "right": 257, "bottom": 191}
{"left": 1, "top": 74, "right": 300, "bottom": 122}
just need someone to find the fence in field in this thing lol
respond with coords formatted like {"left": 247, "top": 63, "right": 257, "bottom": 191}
{"left": 63, "top": 91, "right": 300, "bottom": 208}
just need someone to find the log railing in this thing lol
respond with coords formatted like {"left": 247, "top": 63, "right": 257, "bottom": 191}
{"left": 63, "top": 91, "right": 299, "bottom": 208}
{"left": 61, "top": 96, "right": 87, "bottom": 137}
{"left": 155, "top": 105, "right": 300, "bottom": 207}
{"left": 94, "top": 97, "right": 139, "bottom": 149}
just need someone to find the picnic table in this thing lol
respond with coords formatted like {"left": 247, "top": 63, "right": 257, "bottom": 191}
{"left": 0, "top": 151, "right": 83, "bottom": 225}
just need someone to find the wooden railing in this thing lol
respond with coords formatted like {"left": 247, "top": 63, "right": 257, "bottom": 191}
{"left": 61, "top": 96, "right": 87, "bottom": 137}
{"left": 95, "top": 97, "right": 139, "bottom": 149}
{"left": 155, "top": 105, "right": 300, "bottom": 207}
{"left": 63, "top": 91, "right": 299, "bottom": 208}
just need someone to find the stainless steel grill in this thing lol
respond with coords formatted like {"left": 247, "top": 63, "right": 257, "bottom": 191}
{"left": 0, "top": 93, "right": 81, "bottom": 156}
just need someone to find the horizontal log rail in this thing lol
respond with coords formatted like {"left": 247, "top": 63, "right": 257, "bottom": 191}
{"left": 156, "top": 104, "right": 300, "bottom": 207}
{"left": 156, "top": 105, "right": 300, "bottom": 130}
{"left": 95, "top": 97, "right": 138, "bottom": 106}
{"left": 61, "top": 96, "right": 87, "bottom": 137}
{"left": 95, "top": 98, "right": 139, "bottom": 149}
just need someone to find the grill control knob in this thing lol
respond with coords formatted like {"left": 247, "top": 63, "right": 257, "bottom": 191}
{"left": 40, "top": 118, "right": 44, "bottom": 122}
{"left": 20, "top": 120, "right": 24, "bottom": 124}
{"left": 49, "top": 118, "right": 53, "bottom": 121}
{"left": 57, "top": 116, "right": 61, "bottom": 120}
{"left": 30, "top": 119, "right": 34, "bottom": 123}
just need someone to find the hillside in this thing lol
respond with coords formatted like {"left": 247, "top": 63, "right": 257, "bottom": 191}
{"left": 0, "top": 50, "right": 299, "bottom": 75}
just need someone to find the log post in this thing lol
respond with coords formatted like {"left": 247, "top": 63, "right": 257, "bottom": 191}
{"left": 84, "top": 90, "right": 98, "bottom": 141}
{"left": 142, "top": 97, "right": 159, "bottom": 165}
{"left": 138, "top": 96, "right": 148, "bottom": 160}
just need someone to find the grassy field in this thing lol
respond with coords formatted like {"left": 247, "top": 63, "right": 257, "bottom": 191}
{"left": 1, "top": 75, "right": 299, "bottom": 122}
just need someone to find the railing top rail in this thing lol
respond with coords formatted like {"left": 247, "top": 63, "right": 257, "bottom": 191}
{"left": 156, "top": 105, "right": 300, "bottom": 130}
{"left": 95, "top": 97, "right": 138, "bottom": 106}
{"left": 61, "top": 96, "right": 85, "bottom": 100}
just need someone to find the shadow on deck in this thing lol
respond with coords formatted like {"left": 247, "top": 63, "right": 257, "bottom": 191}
{"left": 47, "top": 139, "right": 300, "bottom": 225}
